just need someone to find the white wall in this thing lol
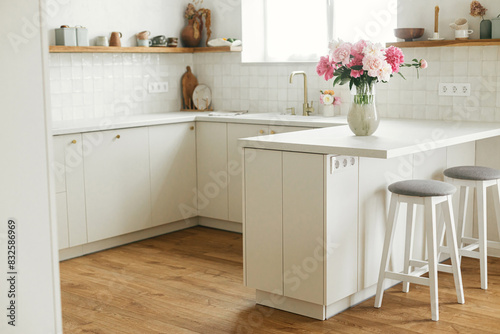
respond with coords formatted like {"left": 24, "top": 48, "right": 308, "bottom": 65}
{"left": 1, "top": 0, "right": 62, "bottom": 333}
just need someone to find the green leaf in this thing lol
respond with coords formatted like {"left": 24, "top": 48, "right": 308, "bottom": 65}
{"left": 349, "top": 80, "right": 354, "bottom": 91}
{"left": 333, "top": 76, "right": 342, "bottom": 87}
{"left": 350, "top": 65, "right": 363, "bottom": 70}
{"left": 398, "top": 72, "right": 406, "bottom": 80}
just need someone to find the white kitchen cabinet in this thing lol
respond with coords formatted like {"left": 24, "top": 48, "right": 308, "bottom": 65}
{"left": 244, "top": 149, "right": 283, "bottom": 294}
{"left": 244, "top": 149, "right": 358, "bottom": 317}
{"left": 149, "top": 122, "right": 197, "bottom": 226}
{"left": 227, "top": 124, "right": 311, "bottom": 223}
{"left": 83, "top": 127, "right": 152, "bottom": 242}
{"left": 196, "top": 122, "right": 229, "bottom": 220}
{"left": 52, "top": 134, "right": 87, "bottom": 249}
{"left": 227, "top": 123, "right": 268, "bottom": 222}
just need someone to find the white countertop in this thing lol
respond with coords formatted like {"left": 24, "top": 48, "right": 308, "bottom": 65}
{"left": 52, "top": 112, "right": 347, "bottom": 135}
{"left": 239, "top": 119, "right": 500, "bottom": 159}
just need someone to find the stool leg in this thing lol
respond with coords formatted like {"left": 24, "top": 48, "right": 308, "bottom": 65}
{"left": 491, "top": 181, "right": 500, "bottom": 244}
{"left": 442, "top": 196, "right": 465, "bottom": 304}
{"left": 403, "top": 203, "right": 416, "bottom": 293}
{"left": 375, "top": 194, "right": 400, "bottom": 308}
{"left": 456, "top": 186, "right": 469, "bottom": 263}
{"left": 477, "top": 183, "right": 488, "bottom": 290}
{"left": 425, "top": 197, "right": 439, "bottom": 321}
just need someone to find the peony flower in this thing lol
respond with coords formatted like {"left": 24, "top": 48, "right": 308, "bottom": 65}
{"left": 385, "top": 46, "right": 405, "bottom": 73}
{"left": 316, "top": 55, "right": 331, "bottom": 76}
{"left": 351, "top": 69, "right": 364, "bottom": 78}
{"left": 362, "top": 54, "right": 385, "bottom": 77}
{"left": 324, "top": 64, "right": 335, "bottom": 81}
{"left": 322, "top": 94, "right": 334, "bottom": 105}
{"left": 363, "top": 42, "right": 384, "bottom": 57}
{"left": 332, "top": 43, "right": 352, "bottom": 65}
{"left": 333, "top": 96, "right": 342, "bottom": 106}
{"left": 376, "top": 62, "right": 393, "bottom": 82}
{"left": 352, "top": 40, "right": 367, "bottom": 55}
{"left": 420, "top": 59, "right": 428, "bottom": 69}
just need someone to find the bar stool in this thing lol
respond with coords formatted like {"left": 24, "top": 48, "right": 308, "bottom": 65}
{"left": 443, "top": 166, "right": 500, "bottom": 290}
{"left": 374, "top": 180, "right": 464, "bottom": 321}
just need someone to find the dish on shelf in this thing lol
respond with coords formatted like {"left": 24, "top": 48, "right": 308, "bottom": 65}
{"left": 192, "top": 84, "right": 212, "bottom": 111}
{"left": 394, "top": 28, "right": 425, "bottom": 41}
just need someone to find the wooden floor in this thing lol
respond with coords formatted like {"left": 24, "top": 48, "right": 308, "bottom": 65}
{"left": 60, "top": 226, "right": 500, "bottom": 333}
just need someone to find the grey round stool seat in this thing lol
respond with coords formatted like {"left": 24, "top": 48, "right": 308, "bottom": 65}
{"left": 388, "top": 180, "right": 456, "bottom": 197}
{"left": 444, "top": 166, "right": 500, "bottom": 181}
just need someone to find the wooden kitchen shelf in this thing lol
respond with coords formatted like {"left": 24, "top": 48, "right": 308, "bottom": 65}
{"left": 387, "top": 39, "right": 500, "bottom": 48}
{"left": 49, "top": 45, "right": 242, "bottom": 54}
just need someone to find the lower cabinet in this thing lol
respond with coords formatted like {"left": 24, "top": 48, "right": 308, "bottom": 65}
{"left": 244, "top": 149, "right": 359, "bottom": 311}
{"left": 149, "top": 122, "right": 197, "bottom": 225}
{"left": 83, "top": 127, "right": 152, "bottom": 242}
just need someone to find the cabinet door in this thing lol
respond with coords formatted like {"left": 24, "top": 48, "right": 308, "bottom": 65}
{"left": 196, "top": 122, "right": 229, "bottom": 220}
{"left": 83, "top": 127, "right": 151, "bottom": 242}
{"left": 56, "top": 193, "right": 69, "bottom": 249}
{"left": 244, "top": 148, "right": 283, "bottom": 294}
{"left": 227, "top": 123, "right": 268, "bottom": 223}
{"left": 52, "top": 134, "right": 87, "bottom": 248}
{"left": 282, "top": 152, "right": 325, "bottom": 304}
{"left": 149, "top": 122, "right": 197, "bottom": 226}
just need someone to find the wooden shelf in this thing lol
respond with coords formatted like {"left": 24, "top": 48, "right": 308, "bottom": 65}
{"left": 49, "top": 45, "right": 242, "bottom": 54}
{"left": 387, "top": 39, "right": 500, "bottom": 48}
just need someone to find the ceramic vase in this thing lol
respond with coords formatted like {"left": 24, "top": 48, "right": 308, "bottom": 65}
{"left": 480, "top": 19, "right": 492, "bottom": 39}
{"left": 347, "top": 83, "right": 379, "bottom": 136}
{"left": 181, "top": 19, "right": 202, "bottom": 47}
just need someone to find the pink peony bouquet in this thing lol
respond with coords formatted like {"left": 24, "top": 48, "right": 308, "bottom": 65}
{"left": 317, "top": 39, "right": 426, "bottom": 93}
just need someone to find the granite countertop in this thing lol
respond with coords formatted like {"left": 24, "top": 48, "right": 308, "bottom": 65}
{"left": 52, "top": 112, "right": 347, "bottom": 135}
{"left": 239, "top": 118, "right": 500, "bottom": 159}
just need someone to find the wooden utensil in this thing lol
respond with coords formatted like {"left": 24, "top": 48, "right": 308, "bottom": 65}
{"left": 181, "top": 66, "right": 198, "bottom": 110}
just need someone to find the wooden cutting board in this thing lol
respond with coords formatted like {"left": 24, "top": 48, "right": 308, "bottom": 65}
{"left": 181, "top": 66, "right": 198, "bottom": 110}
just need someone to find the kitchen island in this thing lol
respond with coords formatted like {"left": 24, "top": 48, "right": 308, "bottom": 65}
{"left": 240, "top": 119, "right": 500, "bottom": 320}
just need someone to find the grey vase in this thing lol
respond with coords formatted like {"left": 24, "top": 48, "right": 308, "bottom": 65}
{"left": 480, "top": 19, "right": 492, "bottom": 39}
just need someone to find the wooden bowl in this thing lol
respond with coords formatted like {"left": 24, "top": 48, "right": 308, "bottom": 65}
{"left": 394, "top": 28, "right": 425, "bottom": 42}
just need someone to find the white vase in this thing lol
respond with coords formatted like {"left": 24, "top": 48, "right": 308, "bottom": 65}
{"left": 322, "top": 104, "right": 335, "bottom": 117}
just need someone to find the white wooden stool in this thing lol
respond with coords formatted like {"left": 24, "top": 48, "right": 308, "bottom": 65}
{"left": 374, "top": 180, "right": 464, "bottom": 321}
{"left": 443, "top": 166, "right": 500, "bottom": 290}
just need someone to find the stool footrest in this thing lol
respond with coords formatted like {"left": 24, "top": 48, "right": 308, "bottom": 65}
{"left": 385, "top": 271, "right": 430, "bottom": 286}
{"left": 460, "top": 249, "right": 481, "bottom": 259}
{"left": 462, "top": 237, "right": 500, "bottom": 250}
{"left": 409, "top": 260, "right": 454, "bottom": 274}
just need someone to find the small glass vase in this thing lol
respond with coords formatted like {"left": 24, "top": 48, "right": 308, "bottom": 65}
{"left": 347, "top": 83, "right": 379, "bottom": 136}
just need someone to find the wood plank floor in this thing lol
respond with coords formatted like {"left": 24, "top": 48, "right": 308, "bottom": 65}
{"left": 60, "top": 226, "right": 500, "bottom": 333}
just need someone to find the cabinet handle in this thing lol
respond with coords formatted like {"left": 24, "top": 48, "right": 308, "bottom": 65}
{"left": 190, "top": 126, "right": 195, "bottom": 130}
{"left": 270, "top": 130, "right": 276, "bottom": 134}
{"left": 71, "top": 139, "right": 77, "bottom": 144}
{"left": 116, "top": 135, "right": 121, "bottom": 139}
{"left": 259, "top": 130, "right": 264, "bottom": 134}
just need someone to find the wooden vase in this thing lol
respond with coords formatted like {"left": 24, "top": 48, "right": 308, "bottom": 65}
{"left": 181, "top": 19, "right": 202, "bottom": 47}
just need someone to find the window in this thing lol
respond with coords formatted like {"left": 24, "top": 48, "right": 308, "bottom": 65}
{"left": 241, "top": 0, "right": 397, "bottom": 63}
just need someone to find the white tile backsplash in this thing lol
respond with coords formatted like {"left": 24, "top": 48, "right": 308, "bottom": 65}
{"left": 49, "top": 45, "right": 500, "bottom": 122}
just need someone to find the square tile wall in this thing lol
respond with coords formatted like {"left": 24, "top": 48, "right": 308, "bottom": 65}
{"left": 49, "top": 53, "right": 193, "bottom": 121}
{"left": 49, "top": 45, "right": 500, "bottom": 122}
{"left": 193, "top": 45, "right": 500, "bottom": 122}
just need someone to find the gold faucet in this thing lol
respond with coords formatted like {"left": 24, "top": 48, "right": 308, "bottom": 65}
{"left": 289, "top": 71, "right": 314, "bottom": 116}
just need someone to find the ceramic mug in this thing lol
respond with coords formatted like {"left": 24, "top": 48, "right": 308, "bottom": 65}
{"left": 136, "top": 30, "right": 151, "bottom": 40}
{"left": 109, "top": 31, "right": 122, "bottom": 47}
{"left": 455, "top": 29, "right": 473, "bottom": 39}
{"left": 151, "top": 35, "right": 167, "bottom": 46}
{"left": 95, "top": 36, "right": 109, "bottom": 46}
{"left": 137, "top": 39, "right": 152, "bottom": 47}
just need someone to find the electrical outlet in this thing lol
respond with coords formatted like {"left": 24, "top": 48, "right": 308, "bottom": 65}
{"left": 438, "top": 83, "right": 471, "bottom": 96}
{"left": 148, "top": 81, "right": 169, "bottom": 93}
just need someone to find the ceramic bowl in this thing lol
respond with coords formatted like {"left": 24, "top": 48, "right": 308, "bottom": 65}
{"left": 394, "top": 28, "right": 425, "bottom": 41}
